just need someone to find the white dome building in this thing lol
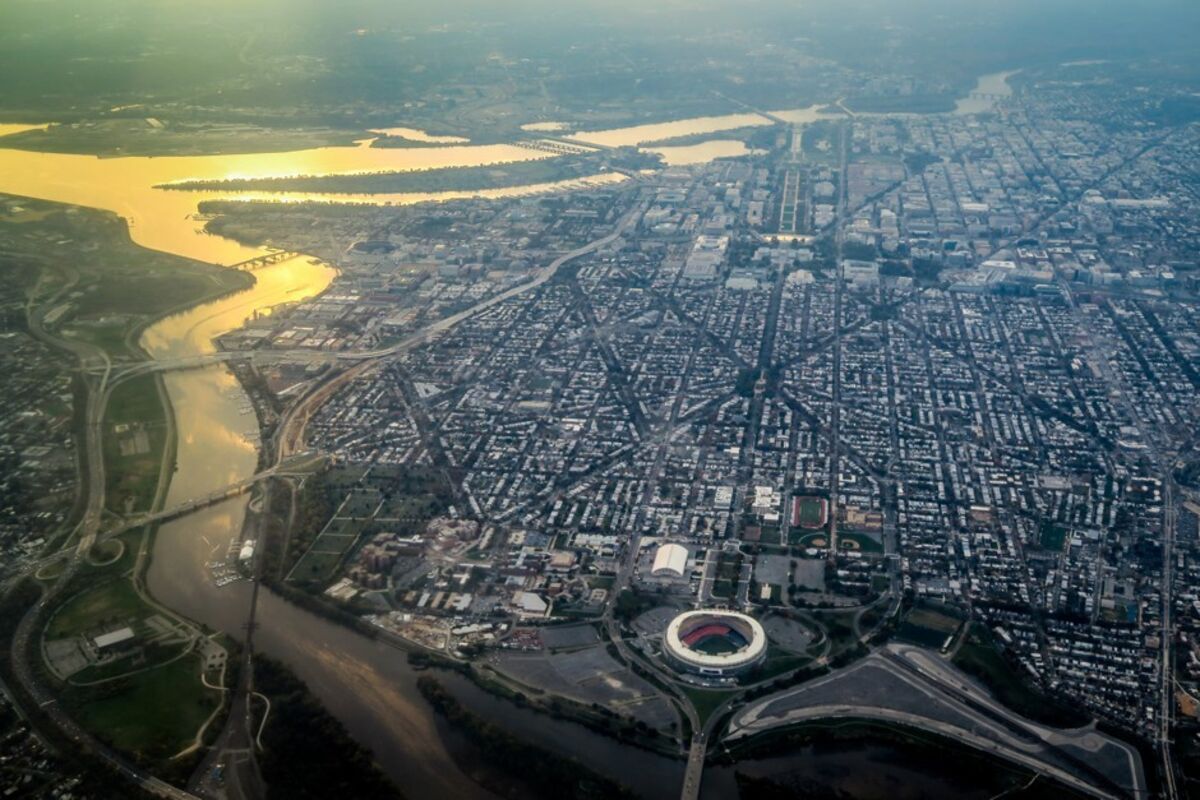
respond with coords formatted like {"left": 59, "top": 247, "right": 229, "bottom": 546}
{"left": 651, "top": 543, "right": 689, "bottom": 578}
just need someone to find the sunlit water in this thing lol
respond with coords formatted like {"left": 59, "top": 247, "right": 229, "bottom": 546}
{"left": 0, "top": 76, "right": 1014, "bottom": 789}
{"left": 647, "top": 139, "right": 765, "bottom": 166}
{"left": 567, "top": 110, "right": 777, "bottom": 147}
{"left": 0, "top": 133, "right": 677, "bottom": 796}
{"left": 0, "top": 140, "right": 558, "bottom": 263}
{"left": 952, "top": 70, "right": 1019, "bottom": 115}
{"left": 563, "top": 74, "right": 1016, "bottom": 152}
{"left": 367, "top": 126, "right": 470, "bottom": 143}
{"left": 0, "top": 123, "right": 49, "bottom": 138}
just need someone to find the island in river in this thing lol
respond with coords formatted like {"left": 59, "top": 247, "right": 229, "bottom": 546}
{"left": 0, "top": 82, "right": 1106, "bottom": 800}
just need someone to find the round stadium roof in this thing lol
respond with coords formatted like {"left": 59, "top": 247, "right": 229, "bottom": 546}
{"left": 664, "top": 609, "right": 767, "bottom": 673}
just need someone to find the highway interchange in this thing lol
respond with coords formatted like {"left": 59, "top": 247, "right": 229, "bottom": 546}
{"left": 2, "top": 135, "right": 1183, "bottom": 800}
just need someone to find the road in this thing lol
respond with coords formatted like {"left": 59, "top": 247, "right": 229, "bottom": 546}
{"left": 1159, "top": 476, "right": 1179, "bottom": 799}
{"left": 3, "top": 262, "right": 203, "bottom": 800}
{"left": 680, "top": 735, "right": 706, "bottom": 800}
{"left": 18, "top": 454, "right": 323, "bottom": 581}
{"left": 274, "top": 196, "right": 649, "bottom": 460}
{"left": 190, "top": 557, "right": 265, "bottom": 800}
{"left": 5, "top": 322, "right": 199, "bottom": 799}
{"left": 730, "top": 645, "right": 1146, "bottom": 800}
{"left": 826, "top": 121, "right": 849, "bottom": 553}
{"left": 1057, "top": 279, "right": 1180, "bottom": 797}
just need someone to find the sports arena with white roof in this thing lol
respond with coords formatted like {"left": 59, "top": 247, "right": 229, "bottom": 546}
{"left": 651, "top": 542, "right": 689, "bottom": 578}
{"left": 663, "top": 609, "right": 767, "bottom": 676}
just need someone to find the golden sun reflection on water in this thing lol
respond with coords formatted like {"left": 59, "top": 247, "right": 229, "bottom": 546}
{"left": 0, "top": 140, "right": 551, "bottom": 265}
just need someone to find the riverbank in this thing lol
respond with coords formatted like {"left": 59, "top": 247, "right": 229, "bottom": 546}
{"left": 0, "top": 580, "right": 161, "bottom": 800}
{"left": 417, "top": 675, "right": 637, "bottom": 800}
{"left": 157, "top": 150, "right": 659, "bottom": 195}
{"left": 255, "top": 656, "right": 404, "bottom": 800}
{"left": 0, "top": 199, "right": 274, "bottom": 783}
{"left": 713, "top": 718, "right": 1091, "bottom": 799}
{"left": 0, "top": 120, "right": 369, "bottom": 158}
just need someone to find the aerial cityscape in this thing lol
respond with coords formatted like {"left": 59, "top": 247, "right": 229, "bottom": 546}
{"left": 1, "top": 1, "right": 1199, "bottom": 798}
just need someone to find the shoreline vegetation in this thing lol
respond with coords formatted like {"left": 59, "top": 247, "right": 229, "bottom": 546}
{"left": 640, "top": 124, "right": 785, "bottom": 149}
{"left": 0, "top": 120, "right": 367, "bottom": 157}
{"left": 368, "top": 130, "right": 508, "bottom": 148}
{"left": 842, "top": 93, "right": 959, "bottom": 114}
{"left": 408, "top": 651, "right": 682, "bottom": 757}
{"left": 0, "top": 196, "right": 256, "bottom": 783}
{"left": 157, "top": 151, "right": 662, "bottom": 196}
{"left": 256, "top": 657, "right": 406, "bottom": 800}
{"left": 416, "top": 675, "right": 637, "bottom": 800}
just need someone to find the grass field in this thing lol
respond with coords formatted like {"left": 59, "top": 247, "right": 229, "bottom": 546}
{"left": 814, "top": 609, "right": 860, "bottom": 651}
{"left": 45, "top": 578, "right": 145, "bottom": 640}
{"left": 102, "top": 374, "right": 168, "bottom": 514}
{"left": 694, "top": 639, "right": 739, "bottom": 656}
{"left": 753, "top": 646, "right": 810, "bottom": 681}
{"left": 952, "top": 627, "right": 1091, "bottom": 728}
{"left": 896, "top": 604, "right": 962, "bottom": 648}
{"left": 71, "top": 653, "right": 220, "bottom": 763}
{"left": 287, "top": 513, "right": 366, "bottom": 585}
{"left": 281, "top": 464, "right": 455, "bottom": 586}
{"left": 1039, "top": 522, "right": 1069, "bottom": 551}
{"left": 837, "top": 531, "right": 884, "bottom": 554}
{"left": 792, "top": 496, "right": 828, "bottom": 529}
{"left": 89, "top": 538, "right": 124, "bottom": 564}
{"left": 710, "top": 551, "right": 744, "bottom": 600}
{"left": 680, "top": 686, "right": 735, "bottom": 725}
{"left": 794, "top": 532, "right": 830, "bottom": 549}
{"left": 84, "top": 531, "right": 142, "bottom": 575}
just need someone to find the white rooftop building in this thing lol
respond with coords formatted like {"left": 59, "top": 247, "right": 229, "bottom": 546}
{"left": 651, "top": 543, "right": 690, "bottom": 578}
{"left": 93, "top": 627, "right": 135, "bottom": 651}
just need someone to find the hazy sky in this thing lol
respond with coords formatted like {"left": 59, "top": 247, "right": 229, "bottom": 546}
{"left": 2, "top": 0, "right": 1196, "bottom": 111}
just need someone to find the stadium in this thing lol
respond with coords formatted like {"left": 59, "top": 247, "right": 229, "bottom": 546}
{"left": 663, "top": 610, "right": 767, "bottom": 676}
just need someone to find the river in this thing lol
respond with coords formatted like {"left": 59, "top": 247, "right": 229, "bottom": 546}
{"left": 952, "top": 70, "right": 1019, "bottom": 115}
{"left": 0, "top": 134, "right": 685, "bottom": 797}
{"left": 132, "top": 258, "right": 684, "bottom": 799}
{"left": 1, "top": 77, "right": 1018, "bottom": 796}
{"left": 0, "top": 140, "right": 626, "bottom": 265}
{"left": 567, "top": 104, "right": 837, "bottom": 149}
{"left": 563, "top": 74, "right": 1013, "bottom": 158}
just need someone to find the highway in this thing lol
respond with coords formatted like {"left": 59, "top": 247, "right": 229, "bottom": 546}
{"left": 6, "top": 295, "right": 201, "bottom": 800}
{"left": 274, "top": 196, "right": 650, "bottom": 459}
{"left": 91, "top": 348, "right": 338, "bottom": 383}
{"left": 18, "top": 455, "right": 321, "bottom": 581}
{"left": 729, "top": 645, "right": 1146, "bottom": 800}
{"left": 826, "top": 121, "right": 849, "bottom": 553}
{"left": 679, "top": 735, "right": 706, "bottom": 800}
{"left": 1057, "top": 279, "right": 1181, "bottom": 798}
{"left": 1160, "top": 478, "right": 1180, "bottom": 799}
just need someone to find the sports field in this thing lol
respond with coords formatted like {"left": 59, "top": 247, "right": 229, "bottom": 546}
{"left": 792, "top": 496, "right": 829, "bottom": 529}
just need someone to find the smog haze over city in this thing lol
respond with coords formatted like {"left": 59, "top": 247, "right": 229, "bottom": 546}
{"left": 1, "top": 1, "right": 1199, "bottom": 799}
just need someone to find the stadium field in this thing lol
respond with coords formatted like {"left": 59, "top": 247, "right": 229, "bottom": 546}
{"left": 792, "top": 496, "right": 829, "bottom": 529}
